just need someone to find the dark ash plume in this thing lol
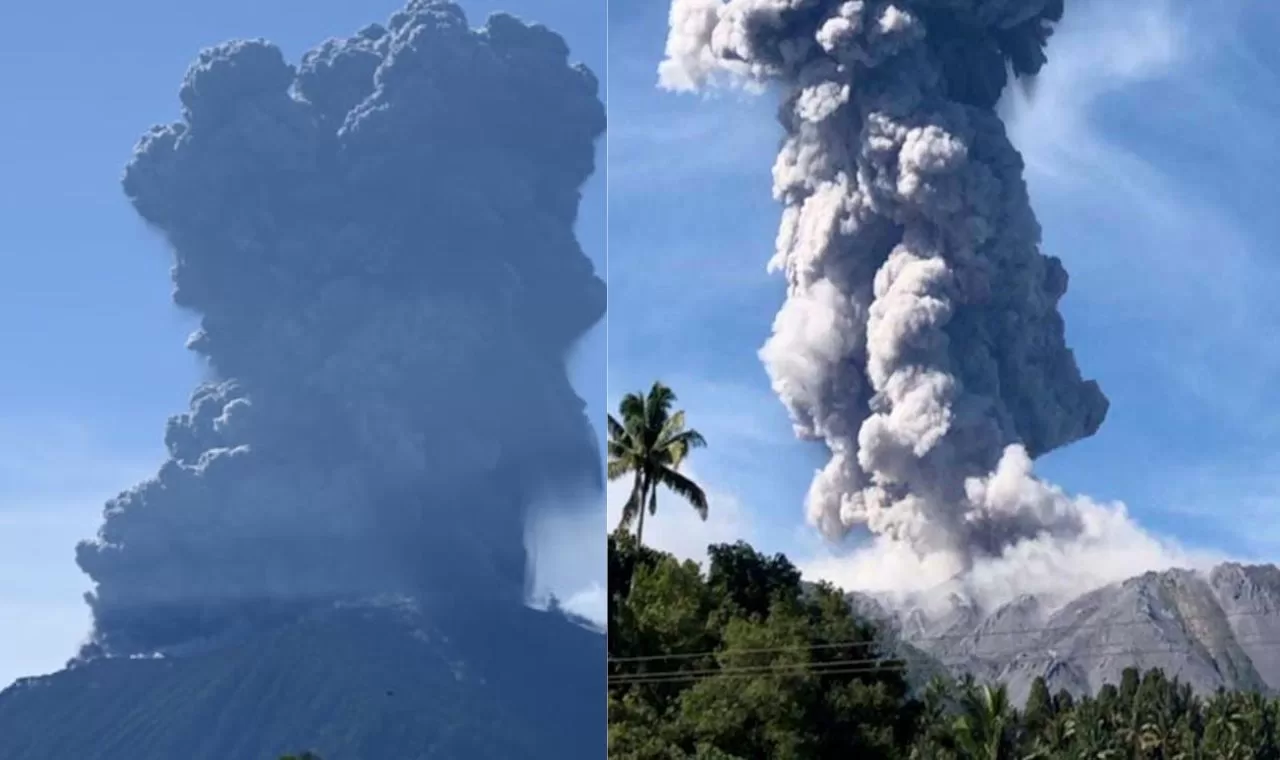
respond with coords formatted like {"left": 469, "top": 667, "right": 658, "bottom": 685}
{"left": 660, "top": 0, "right": 1110, "bottom": 583}
{"left": 77, "top": 0, "right": 605, "bottom": 658}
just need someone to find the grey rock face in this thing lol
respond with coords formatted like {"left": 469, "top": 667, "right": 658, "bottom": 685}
{"left": 859, "top": 562, "right": 1280, "bottom": 704}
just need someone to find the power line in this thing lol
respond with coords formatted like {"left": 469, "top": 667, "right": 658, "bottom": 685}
{"left": 613, "top": 662, "right": 918, "bottom": 687}
{"left": 609, "top": 633, "right": 1280, "bottom": 687}
{"left": 608, "top": 605, "right": 1280, "bottom": 666}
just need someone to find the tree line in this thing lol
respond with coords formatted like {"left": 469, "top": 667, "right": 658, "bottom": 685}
{"left": 608, "top": 533, "right": 1280, "bottom": 759}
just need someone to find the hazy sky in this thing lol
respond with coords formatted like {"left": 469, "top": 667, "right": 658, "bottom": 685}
{"left": 606, "top": 0, "right": 1280, "bottom": 575}
{"left": 0, "top": 0, "right": 604, "bottom": 690}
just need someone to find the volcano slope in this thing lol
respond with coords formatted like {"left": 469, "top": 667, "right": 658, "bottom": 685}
{"left": 856, "top": 562, "right": 1280, "bottom": 706}
{"left": 0, "top": 597, "right": 604, "bottom": 759}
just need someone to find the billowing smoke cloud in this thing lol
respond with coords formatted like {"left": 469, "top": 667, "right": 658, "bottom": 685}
{"left": 659, "top": 0, "right": 1143, "bottom": 595}
{"left": 76, "top": 0, "right": 605, "bottom": 658}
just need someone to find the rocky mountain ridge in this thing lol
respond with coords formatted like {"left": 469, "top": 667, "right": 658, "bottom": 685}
{"left": 855, "top": 562, "right": 1280, "bottom": 704}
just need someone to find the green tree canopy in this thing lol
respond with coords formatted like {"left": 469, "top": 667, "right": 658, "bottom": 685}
{"left": 609, "top": 536, "right": 1280, "bottom": 760}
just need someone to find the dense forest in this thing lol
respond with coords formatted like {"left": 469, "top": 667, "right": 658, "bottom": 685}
{"left": 607, "top": 533, "right": 1280, "bottom": 759}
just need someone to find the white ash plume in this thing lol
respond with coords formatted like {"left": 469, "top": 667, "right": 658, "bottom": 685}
{"left": 660, "top": 0, "right": 1123, "bottom": 588}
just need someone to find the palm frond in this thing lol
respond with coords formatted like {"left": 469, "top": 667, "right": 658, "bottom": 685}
{"left": 606, "top": 413, "right": 627, "bottom": 443}
{"left": 607, "top": 458, "right": 636, "bottom": 482}
{"left": 618, "top": 393, "right": 646, "bottom": 424}
{"left": 655, "top": 409, "right": 686, "bottom": 441}
{"left": 607, "top": 412, "right": 647, "bottom": 470}
{"left": 644, "top": 383, "right": 677, "bottom": 444}
{"left": 646, "top": 381, "right": 677, "bottom": 413}
{"left": 654, "top": 466, "right": 708, "bottom": 520}
{"left": 660, "top": 428, "right": 707, "bottom": 465}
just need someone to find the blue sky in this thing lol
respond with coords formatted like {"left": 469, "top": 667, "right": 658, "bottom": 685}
{"left": 605, "top": 0, "right": 1280, "bottom": 579}
{"left": 0, "top": 0, "right": 604, "bottom": 690}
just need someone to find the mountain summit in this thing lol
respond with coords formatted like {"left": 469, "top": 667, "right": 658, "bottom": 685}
{"left": 861, "top": 562, "right": 1280, "bottom": 704}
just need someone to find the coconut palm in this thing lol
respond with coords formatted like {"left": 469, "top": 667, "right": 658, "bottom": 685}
{"left": 607, "top": 381, "right": 708, "bottom": 547}
{"left": 951, "top": 683, "right": 1018, "bottom": 760}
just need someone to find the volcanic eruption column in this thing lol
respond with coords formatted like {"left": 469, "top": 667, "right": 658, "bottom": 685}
{"left": 76, "top": 0, "right": 605, "bottom": 657}
{"left": 661, "top": 0, "right": 1109, "bottom": 580}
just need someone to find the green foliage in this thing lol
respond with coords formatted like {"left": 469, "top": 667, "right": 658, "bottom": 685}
{"left": 610, "top": 536, "right": 1280, "bottom": 759}
{"left": 705, "top": 542, "right": 802, "bottom": 621}
{"left": 609, "top": 538, "right": 914, "bottom": 759}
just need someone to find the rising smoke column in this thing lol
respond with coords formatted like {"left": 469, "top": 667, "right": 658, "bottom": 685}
{"left": 661, "top": 0, "right": 1111, "bottom": 582}
{"left": 76, "top": 0, "right": 605, "bottom": 658}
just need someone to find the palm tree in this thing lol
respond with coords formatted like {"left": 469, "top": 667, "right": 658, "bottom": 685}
{"left": 607, "top": 381, "right": 708, "bottom": 547}
{"left": 951, "top": 683, "right": 1017, "bottom": 760}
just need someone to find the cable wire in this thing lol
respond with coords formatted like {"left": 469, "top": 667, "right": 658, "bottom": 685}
{"left": 608, "top": 605, "right": 1280, "bottom": 666}
{"left": 609, "top": 631, "right": 1280, "bottom": 687}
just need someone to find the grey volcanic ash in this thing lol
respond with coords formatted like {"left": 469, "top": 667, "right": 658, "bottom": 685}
{"left": 76, "top": 0, "right": 605, "bottom": 658}
{"left": 660, "top": 0, "right": 1203, "bottom": 605}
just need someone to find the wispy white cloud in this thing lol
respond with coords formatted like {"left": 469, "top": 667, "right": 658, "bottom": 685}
{"left": 607, "top": 46, "right": 781, "bottom": 195}
{"left": 1007, "top": 0, "right": 1280, "bottom": 437}
{"left": 609, "top": 103, "right": 779, "bottom": 191}
{"left": 1146, "top": 458, "right": 1280, "bottom": 559}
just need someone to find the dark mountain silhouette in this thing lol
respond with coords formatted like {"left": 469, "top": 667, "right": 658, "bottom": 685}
{"left": 0, "top": 596, "right": 603, "bottom": 759}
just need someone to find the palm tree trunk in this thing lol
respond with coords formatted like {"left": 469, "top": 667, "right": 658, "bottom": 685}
{"left": 619, "top": 470, "right": 643, "bottom": 534}
{"left": 627, "top": 478, "right": 653, "bottom": 597}
{"left": 635, "top": 479, "right": 649, "bottom": 547}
